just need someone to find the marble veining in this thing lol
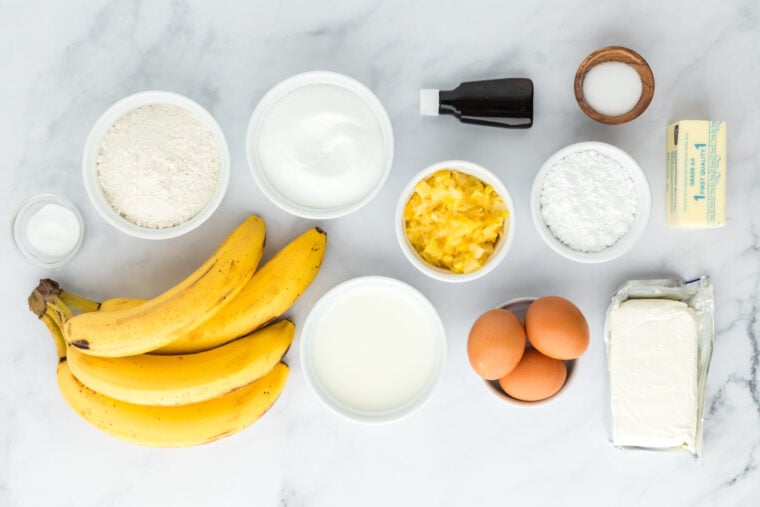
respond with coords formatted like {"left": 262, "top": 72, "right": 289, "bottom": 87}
{"left": 2, "top": 0, "right": 760, "bottom": 505}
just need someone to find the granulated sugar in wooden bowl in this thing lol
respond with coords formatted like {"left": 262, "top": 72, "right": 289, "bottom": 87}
{"left": 83, "top": 91, "right": 230, "bottom": 239}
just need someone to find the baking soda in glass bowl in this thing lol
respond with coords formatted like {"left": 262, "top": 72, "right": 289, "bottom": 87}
{"left": 11, "top": 194, "right": 84, "bottom": 268}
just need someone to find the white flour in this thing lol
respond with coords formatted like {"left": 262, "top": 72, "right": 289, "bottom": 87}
{"left": 540, "top": 150, "right": 638, "bottom": 252}
{"left": 97, "top": 104, "right": 220, "bottom": 229}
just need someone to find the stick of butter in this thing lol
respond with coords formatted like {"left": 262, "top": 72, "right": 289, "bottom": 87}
{"left": 666, "top": 120, "right": 727, "bottom": 228}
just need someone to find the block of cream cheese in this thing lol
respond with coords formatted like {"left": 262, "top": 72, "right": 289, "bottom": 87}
{"left": 608, "top": 299, "right": 699, "bottom": 450}
{"left": 666, "top": 120, "right": 727, "bottom": 228}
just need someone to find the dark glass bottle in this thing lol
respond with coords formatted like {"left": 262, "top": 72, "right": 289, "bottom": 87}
{"left": 420, "top": 78, "right": 533, "bottom": 129}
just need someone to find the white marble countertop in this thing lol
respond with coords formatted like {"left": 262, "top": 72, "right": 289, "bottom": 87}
{"left": 2, "top": 1, "right": 759, "bottom": 505}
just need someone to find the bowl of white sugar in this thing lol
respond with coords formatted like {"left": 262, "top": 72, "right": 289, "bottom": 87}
{"left": 574, "top": 46, "right": 655, "bottom": 125}
{"left": 83, "top": 91, "right": 230, "bottom": 239}
{"left": 530, "top": 142, "right": 651, "bottom": 263}
{"left": 246, "top": 71, "right": 394, "bottom": 219}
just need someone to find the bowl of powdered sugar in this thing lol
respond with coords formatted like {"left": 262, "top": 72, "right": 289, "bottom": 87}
{"left": 530, "top": 142, "right": 651, "bottom": 263}
{"left": 83, "top": 91, "right": 230, "bottom": 239}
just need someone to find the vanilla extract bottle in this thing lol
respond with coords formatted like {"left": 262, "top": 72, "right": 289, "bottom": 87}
{"left": 419, "top": 78, "right": 533, "bottom": 128}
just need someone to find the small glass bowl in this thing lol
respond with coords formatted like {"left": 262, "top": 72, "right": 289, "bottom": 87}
{"left": 11, "top": 193, "right": 85, "bottom": 268}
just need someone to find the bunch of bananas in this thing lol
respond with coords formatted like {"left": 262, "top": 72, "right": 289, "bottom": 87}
{"left": 29, "top": 216, "right": 327, "bottom": 447}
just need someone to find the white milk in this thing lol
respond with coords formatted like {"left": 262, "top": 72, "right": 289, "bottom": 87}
{"left": 582, "top": 62, "right": 642, "bottom": 116}
{"left": 311, "top": 281, "right": 437, "bottom": 414}
{"left": 258, "top": 83, "right": 385, "bottom": 209}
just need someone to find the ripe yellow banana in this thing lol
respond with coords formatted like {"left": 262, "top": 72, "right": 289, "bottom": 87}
{"left": 57, "top": 360, "right": 288, "bottom": 447}
{"left": 99, "top": 297, "right": 146, "bottom": 311}
{"left": 66, "top": 320, "right": 294, "bottom": 406}
{"left": 155, "top": 227, "right": 326, "bottom": 355}
{"left": 38, "top": 279, "right": 145, "bottom": 313}
{"left": 61, "top": 215, "right": 266, "bottom": 357}
{"left": 33, "top": 294, "right": 290, "bottom": 448}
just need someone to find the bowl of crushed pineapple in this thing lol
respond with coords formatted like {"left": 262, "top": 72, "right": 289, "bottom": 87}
{"left": 395, "top": 160, "right": 515, "bottom": 282}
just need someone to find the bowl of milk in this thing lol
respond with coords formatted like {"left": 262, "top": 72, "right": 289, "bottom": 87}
{"left": 300, "top": 276, "right": 446, "bottom": 423}
{"left": 246, "top": 71, "right": 394, "bottom": 219}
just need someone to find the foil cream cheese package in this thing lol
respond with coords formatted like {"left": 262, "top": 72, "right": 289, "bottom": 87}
{"left": 666, "top": 121, "right": 727, "bottom": 229}
{"left": 609, "top": 299, "right": 699, "bottom": 449}
{"left": 604, "top": 277, "right": 715, "bottom": 458}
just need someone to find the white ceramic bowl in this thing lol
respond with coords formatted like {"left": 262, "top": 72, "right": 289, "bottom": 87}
{"left": 482, "top": 297, "right": 577, "bottom": 407}
{"left": 82, "top": 91, "right": 230, "bottom": 239}
{"left": 11, "top": 193, "right": 85, "bottom": 268}
{"left": 396, "top": 160, "right": 516, "bottom": 283}
{"left": 530, "top": 141, "right": 651, "bottom": 263}
{"left": 300, "top": 276, "right": 447, "bottom": 424}
{"left": 246, "top": 71, "right": 394, "bottom": 219}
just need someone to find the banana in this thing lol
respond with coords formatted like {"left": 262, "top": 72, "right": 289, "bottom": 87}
{"left": 155, "top": 227, "right": 326, "bottom": 355}
{"left": 99, "top": 297, "right": 146, "bottom": 312}
{"left": 57, "top": 360, "right": 288, "bottom": 447}
{"left": 60, "top": 215, "right": 266, "bottom": 357}
{"left": 45, "top": 279, "right": 144, "bottom": 313}
{"left": 66, "top": 320, "right": 294, "bottom": 406}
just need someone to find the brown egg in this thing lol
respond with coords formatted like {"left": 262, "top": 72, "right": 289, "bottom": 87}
{"left": 498, "top": 348, "right": 567, "bottom": 401}
{"left": 525, "top": 296, "right": 589, "bottom": 360}
{"left": 467, "top": 309, "right": 526, "bottom": 380}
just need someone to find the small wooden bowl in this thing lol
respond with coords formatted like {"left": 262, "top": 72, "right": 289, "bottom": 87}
{"left": 574, "top": 46, "right": 654, "bottom": 125}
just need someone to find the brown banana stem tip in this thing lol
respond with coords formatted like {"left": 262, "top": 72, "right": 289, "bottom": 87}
{"left": 28, "top": 290, "right": 47, "bottom": 318}
{"left": 37, "top": 279, "right": 62, "bottom": 300}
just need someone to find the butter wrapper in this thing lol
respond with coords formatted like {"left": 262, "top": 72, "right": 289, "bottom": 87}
{"left": 604, "top": 277, "right": 715, "bottom": 458}
{"left": 666, "top": 120, "right": 727, "bottom": 229}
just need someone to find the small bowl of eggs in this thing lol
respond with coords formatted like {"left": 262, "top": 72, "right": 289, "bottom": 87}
{"left": 466, "top": 296, "right": 589, "bottom": 405}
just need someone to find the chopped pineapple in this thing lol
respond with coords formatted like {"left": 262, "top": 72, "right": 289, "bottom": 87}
{"left": 404, "top": 169, "right": 508, "bottom": 274}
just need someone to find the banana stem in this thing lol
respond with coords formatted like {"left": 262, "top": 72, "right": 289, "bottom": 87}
{"left": 35, "top": 278, "right": 101, "bottom": 314}
{"left": 48, "top": 295, "right": 75, "bottom": 322}
{"left": 36, "top": 278, "right": 61, "bottom": 299}
{"left": 41, "top": 310, "right": 67, "bottom": 361}
{"left": 29, "top": 288, "right": 67, "bottom": 360}
{"left": 59, "top": 290, "right": 101, "bottom": 313}
{"left": 28, "top": 289, "right": 47, "bottom": 318}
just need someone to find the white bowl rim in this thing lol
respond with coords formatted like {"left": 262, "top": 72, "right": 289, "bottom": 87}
{"left": 299, "top": 275, "right": 447, "bottom": 424}
{"left": 11, "top": 193, "right": 85, "bottom": 268}
{"left": 246, "top": 70, "right": 395, "bottom": 219}
{"left": 82, "top": 90, "right": 231, "bottom": 240}
{"left": 395, "top": 159, "right": 516, "bottom": 283}
{"left": 481, "top": 296, "right": 578, "bottom": 407}
{"left": 530, "top": 141, "right": 651, "bottom": 263}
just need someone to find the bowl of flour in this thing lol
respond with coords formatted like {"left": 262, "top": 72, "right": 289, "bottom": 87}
{"left": 530, "top": 142, "right": 651, "bottom": 263}
{"left": 83, "top": 91, "right": 230, "bottom": 239}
